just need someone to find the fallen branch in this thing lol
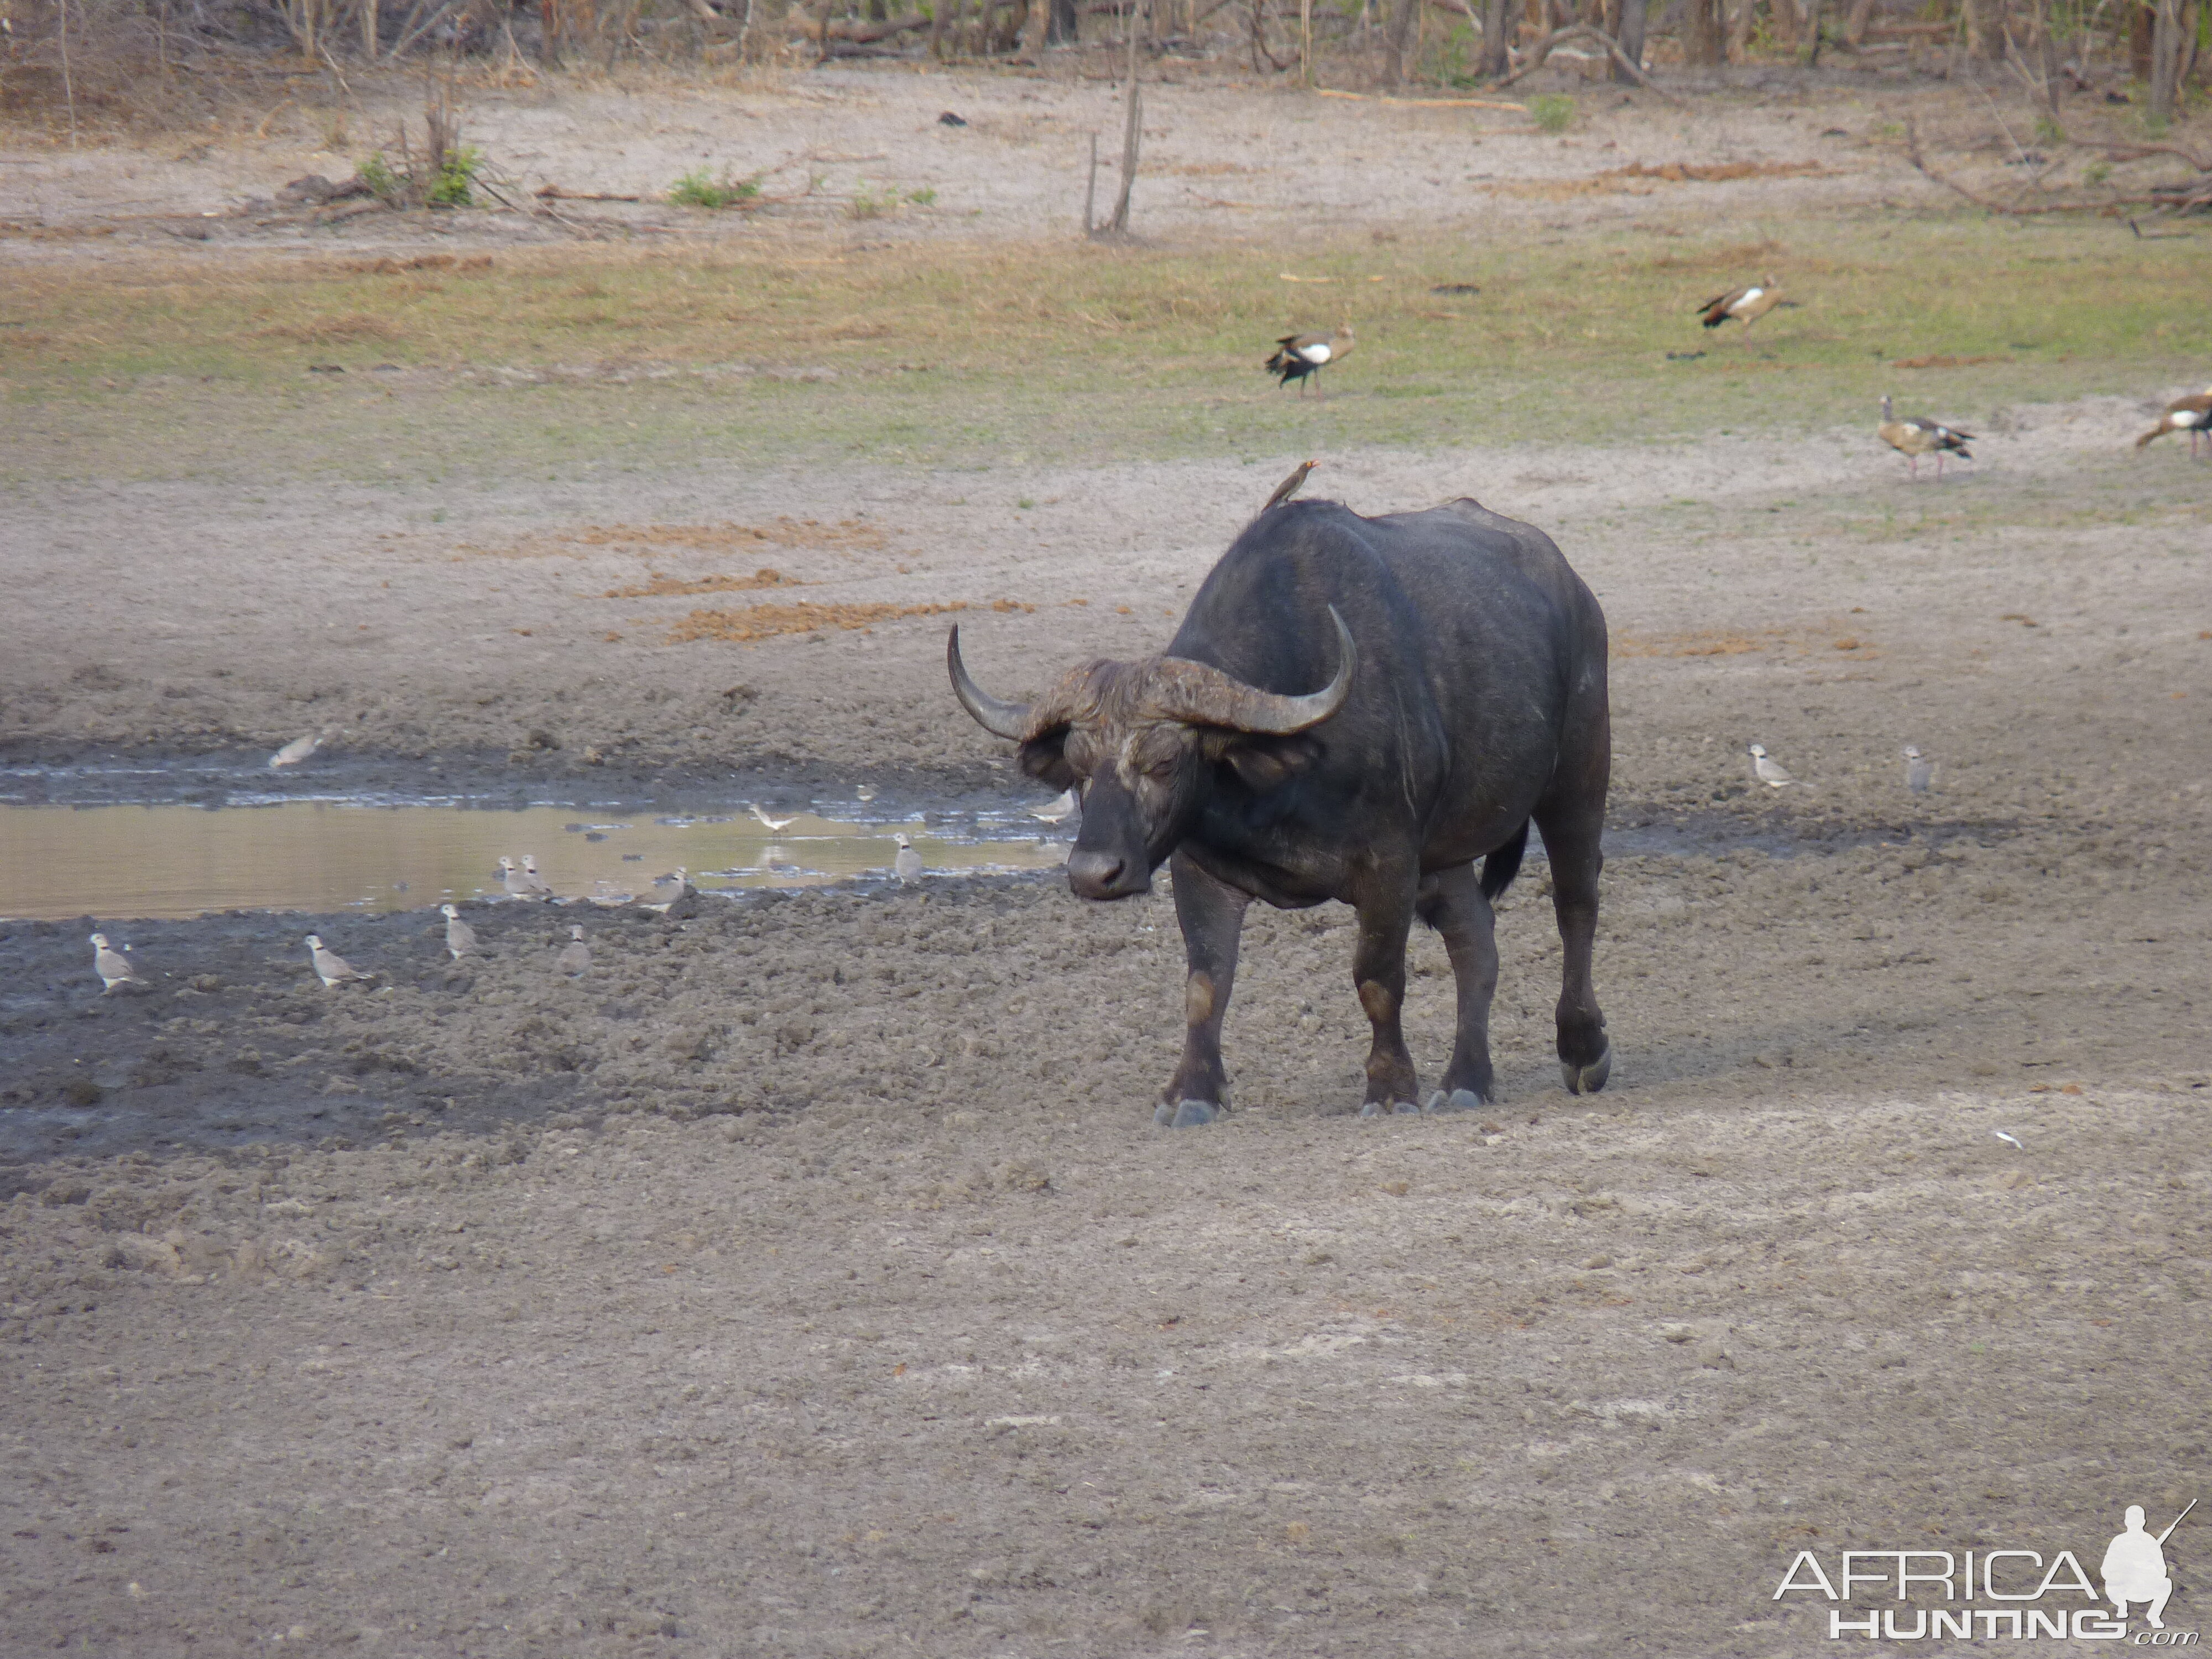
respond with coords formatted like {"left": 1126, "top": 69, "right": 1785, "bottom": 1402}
{"left": 1905, "top": 118, "right": 2203, "bottom": 216}
{"left": 1492, "top": 23, "right": 1682, "bottom": 102}
{"left": 783, "top": 9, "right": 930, "bottom": 41}
{"left": 1316, "top": 87, "right": 1525, "bottom": 110}
{"left": 536, "top": 185, "right": 645, "bottom": 201}
{"left": 2070, "top": 138, "right": 2212, "bottom": 170}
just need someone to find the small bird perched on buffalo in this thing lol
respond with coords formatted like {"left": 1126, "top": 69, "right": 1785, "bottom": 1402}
{"left": 1695, "top": 276, "right": 1794, "bottom": 331}
{"left": 1878, "top": 394, "right": 1973, "bottom": 481}
{"left": 1263, "top": 460, "right": 1319, "bottom": 512}
{"left": 1265, "top": 324, "right": 1354, "bottom": 396}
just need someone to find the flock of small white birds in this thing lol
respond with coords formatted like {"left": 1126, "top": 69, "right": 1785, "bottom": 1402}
{"left": 1744, "top": 743, "right": 1937, "bottom": 795}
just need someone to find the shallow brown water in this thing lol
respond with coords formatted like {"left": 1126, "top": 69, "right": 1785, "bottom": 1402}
{"left": 0, "top": 801, "right": 1067, "bottom": 920}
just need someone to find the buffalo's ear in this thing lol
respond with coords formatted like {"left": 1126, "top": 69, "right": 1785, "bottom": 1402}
{"left": 1018, "top": 729, "right": 1077, "bottom": 790}
{"left": 1205, "top": 732, "right": 1319, "bottom": 793}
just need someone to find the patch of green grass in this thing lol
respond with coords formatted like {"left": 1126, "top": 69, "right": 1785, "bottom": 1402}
{"left": 1528, "top": 94, "right": 1575, "bottom": 134}
{"left": 429, "top": 144, "right": 483, "bottom": 209}
{"left": 669, "top": 168, "right": 760, "bottom": 210}
{"left": 3, "top": 216, "right": 2209, "bottom": 486}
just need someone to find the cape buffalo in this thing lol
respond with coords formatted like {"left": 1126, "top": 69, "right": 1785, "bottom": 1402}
{"left": 948, "top": 497, "right": 1611, "bottom": 1128}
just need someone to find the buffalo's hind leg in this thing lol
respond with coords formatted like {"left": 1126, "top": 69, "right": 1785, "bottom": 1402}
{"left": 1415, "top": 862, "right": 1499, "bottom": 1114}
{"left": 1159, "top": 849, "right": 1252, "bottom": 1129}
{"left": 1532, "top": 808, "right": 1611, "bottom": 1095}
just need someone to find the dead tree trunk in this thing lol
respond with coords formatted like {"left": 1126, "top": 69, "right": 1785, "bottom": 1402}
{"left": 1611, "top": 0, "right": 1647, "bottom": 77}
{"left": 1384, "top": 0, "right": 1420, "bottom": 78}
{"left": 2149, "top": 0, "right": 2183, "bottom": 118}
{"left": 1479, "top": 0, "right": 1511, "bottom": 71}
{"left": 1107, "top": 0, "right": 1143, "bottom": 235}
{"left": 1964, "top": 0, "right": 2004, "bottom": 60}
{"left": 1684, "top": 0, "right": 1724, "bottom": 62}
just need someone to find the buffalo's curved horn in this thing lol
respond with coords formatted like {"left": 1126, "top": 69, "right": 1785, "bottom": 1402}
{"left": 1147, "top": 607, "right": 1357, "bottom": 735}
{"left": 946, "top": 625, "right": 1034, "bottom": 741}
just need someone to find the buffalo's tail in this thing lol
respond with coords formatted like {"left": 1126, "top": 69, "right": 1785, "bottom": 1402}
{"left": 1480, "top": 820, "right": 1530, "bottom": 900}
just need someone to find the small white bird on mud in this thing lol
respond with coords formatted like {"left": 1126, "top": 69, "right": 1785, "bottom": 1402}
{"left": 855, "top": 784, "right": 878, "bottom": 803}
{"left": 749, "top": 804, "right": 798, "bottom": 832}
{"left": 521, "top": 855, "right": 556, "bottom": 899}
{"left": 498, "top": 857, "right": 534, "bottom": 900}
{"left": 305, "top": 934, "right": 373, "bottom": 988}
{"left": 556, "top": 924, "right": 591, "bottom": 977}
{"left": 1748, "top": 744, "right": 1794, "bottom": 789}
{"left": 90, "top": 932, "right": 143, "bottom": 992}
{"left": 440, "top": 903, "right": 477, "bottom": 961}
{"left": 893, "top": 834, "right": 924, "bottom": 885}
{"left": 1029, "top": 788, "right": 1079, "bottom": 825}
{"left": 647, "top": 867, "right": 690, "bottom": 909}
{"left": 268, "top": 729, "right": 331, "bottom": 769}
{"left": 1903, "top": 746, "right": 1936, "bottom": 794}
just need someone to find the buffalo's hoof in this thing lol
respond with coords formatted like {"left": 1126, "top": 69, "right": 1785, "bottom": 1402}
{"left": 1424, "top": 1088, "right": 1489, "bottom": 1114}
{"left": 1359, "top": 1099, "right": 1420, "bottom": 1119}
{"left": 1561, "top": 1041, "right": 1613, "bottom": 1096}
{"left": 1156, "top": 1099, "right": 1218, "bottom": 1129}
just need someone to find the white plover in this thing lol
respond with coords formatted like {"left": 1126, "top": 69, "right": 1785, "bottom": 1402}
{"left": 89, "top": 932, "right": 142, "bottom": 992}
{"left": 893, "top": 834, "right": 923, "bottom": 885}
{"left": 556, "top": 924, "right": 591, "bottom": 977}
{"left": 1748, "top": 744, "right": 1793, "bottom": 789}
{"left": 440, "top": 903, "right": 477, "bottom": 961}
{"left": 305, "top": 934, "right": 373, "bottom": 988}
{"left": 268, "top": 729, "right": 330, "bottom": 769}
{"left": 1028, "top": 789, "right": 1079, "bottom": 825}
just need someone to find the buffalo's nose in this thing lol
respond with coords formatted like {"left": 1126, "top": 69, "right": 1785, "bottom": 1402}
{"left": 1066, "top": 849, "right": 1144, "bottom": 900}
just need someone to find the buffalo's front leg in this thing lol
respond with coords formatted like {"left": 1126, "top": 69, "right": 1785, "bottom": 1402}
{"left": 1415, "top": 862, "right": 1499, "bottom": 1112}
{"left": 1158, "top": 849, "right": 1251, "bottom": 1129}
{"left": 1350, "top": 877, "right": 1421, "bottom": 1117}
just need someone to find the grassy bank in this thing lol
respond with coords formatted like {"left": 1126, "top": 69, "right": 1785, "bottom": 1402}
{"left": 3, "top": 212, "right": 2206, "bottom": 483}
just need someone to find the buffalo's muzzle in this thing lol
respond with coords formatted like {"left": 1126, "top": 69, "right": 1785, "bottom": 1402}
{"left": 1066, "top": 849, "right": 1151, "bottom": 901}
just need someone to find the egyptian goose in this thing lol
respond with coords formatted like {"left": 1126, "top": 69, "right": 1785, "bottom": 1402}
{"left": 1265, "top": 325, "right": 1354, "bottom": 396}
{"left": 2135, "top": 390, "right": 2212, "bottom": 458}
{"left": 1696, "top": 277, "right": 1793, "bottom": 331}
{"left": 1879, "top": 395, "right": 1974, "bottom": 481}
{"left": 1263, "top": 459, "right": 1319, "bottom": 510}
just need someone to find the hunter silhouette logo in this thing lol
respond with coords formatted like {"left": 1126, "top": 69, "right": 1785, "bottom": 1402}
{"left": 2106, "top": 1502, "right": 2193, "bottom": 1631}
{"left": 1775, "top": 1500, "right": 2198, "bottom": 1643}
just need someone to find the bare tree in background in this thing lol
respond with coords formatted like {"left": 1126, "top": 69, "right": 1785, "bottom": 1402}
{"left": 1613, "top": 0, "right": 1647, "bottom": 77}
{"left": 1383, "top": 0, "right": 1418, "bottom": 79}
{"left": 2148, "top": 0, "right": 2183, "bottom": 118}
{"left": 1105, "top": 0, "right": 1144, "bottom": 236}
{"left": 1684, "top": 0, "right": 1724, "bottom": 62}
{"left": 1479, "top": 0, "right": 1511, "bottom": 74}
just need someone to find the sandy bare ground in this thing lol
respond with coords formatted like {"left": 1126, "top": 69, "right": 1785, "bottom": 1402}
{"left": 6, "top": 60, "right": 2212, "bottom": 1658}
{"left": 0, "top": 62, "right": 2077, "bottom": 253}
{"left": 3, "top": 393, "right": 2210, "bottom": 1650}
